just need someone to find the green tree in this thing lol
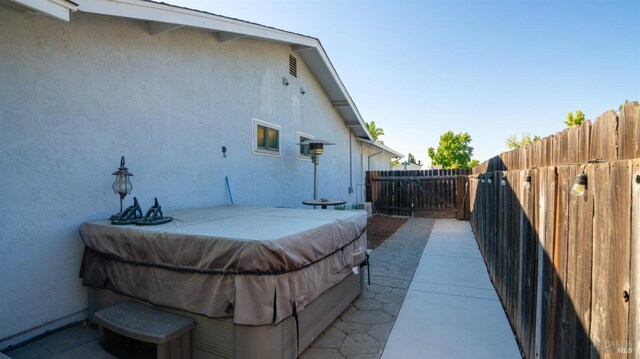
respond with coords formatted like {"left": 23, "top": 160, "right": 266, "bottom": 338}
{"left": 427, "top": 131, "right": 477, "bottom": 169}
{"left": 505, "top": 132, "right": 541, "bottom": 149}
{"left": 405, "top": 153, "right": 422, "bottom": 166}
{"left": 564, "top": 110, "right": 585, "bottom": 127}
{"left": 366, "top": 121, "right": 385, "bottom": 141}
{"left": 468, "top": 159, "right": 480, "bottom": 168}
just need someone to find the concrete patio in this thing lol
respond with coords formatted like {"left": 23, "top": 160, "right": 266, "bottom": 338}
{"left": 4, "top": 218, "right": 520, "bottom": 358}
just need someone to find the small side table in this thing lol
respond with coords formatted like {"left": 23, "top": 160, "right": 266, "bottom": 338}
{"left": 302, "top": 199, "right": 346, "bottom": 209}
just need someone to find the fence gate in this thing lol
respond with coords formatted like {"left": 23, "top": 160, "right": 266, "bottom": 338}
{"left": 366, "top": 169, "right": 470, "bottom": 219}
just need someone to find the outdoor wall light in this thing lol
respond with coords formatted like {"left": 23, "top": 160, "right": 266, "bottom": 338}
{"left": 570, "top": 172, "right": 587, "bottom": 196}
{"left": 487, "top": 177, "right": 493, "bottom": 184}
{"left": 111, "top": 156, "right": 133, "bottom": 218}
{"left": 282, "top": 77, "right": 289, "bottom": 86}
{"left": 501, "top": 178, "right": 507, "bottom": 186}
{"left": 297, "top": 139, "right": 335, "bottom": 200}
{"left": 480, "top": 175, "right": 485, "bottom": 183}
{"left": 524, "top": 174, "right": 532, "bottom": 189}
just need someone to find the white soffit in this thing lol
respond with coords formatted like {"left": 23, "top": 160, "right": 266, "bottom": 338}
{"left": 8, "top": 0, "right": 77, "bottom": 21}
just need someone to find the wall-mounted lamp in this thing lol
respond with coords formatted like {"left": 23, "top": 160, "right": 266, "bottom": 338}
{"left": 222, "top": 146, "right": 227, "bottom": 158}
{"left": 111, "top": 156, "right": 133, "bottom": 217}
{"left": 480, "top": 175, "right": 485, "bottom": 183}
{"left": 282, "top": 77, "right": 289, "bottom": 86}
{"left": 487, "top": 176, "right": 493, "bottom": 184}
{"left": 300, "top": 87, "right": 306, "bottom": 95}
{"left": 524, "top": 174, "right": 532, "bottom": 189}
{"left": 501, "top": 178, "right": 507, "bottom": 186}
{"left": 570, "top": 172, "right": 587, "bottom": 196}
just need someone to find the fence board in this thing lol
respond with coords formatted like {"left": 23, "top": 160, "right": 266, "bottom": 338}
{"left": 578, "top": 120, "right": 592, "bottom": 163}
{"left": 629, "top": 160, "right": 640, "bottom": 357}
{"left": 589, "top": 110, "right": 618, "bottom": 162}
{"left": 552, "top": 166, "right": 571, "bottom": 358}
{"left": 534, "top": 166, "right": 557, "bottom": 359}
{"left": 618, "top": 102, "right": 640, "bottom": 160}
{"left": 565, "top": 164, "right": 594, "bottom": 358}
{"left": 589, "top": 162, "right": 631, "bottom": 358}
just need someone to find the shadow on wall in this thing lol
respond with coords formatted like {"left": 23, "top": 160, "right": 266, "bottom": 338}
{"left": 468, "top": 101, "right": 639, "bottom": 359}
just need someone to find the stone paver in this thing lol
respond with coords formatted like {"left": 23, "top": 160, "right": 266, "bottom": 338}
{"left": 340, "top": 334, "right": 380, "bottom": 356}
{"left": 302, "top": 218, "right": 435, "bottom": 358}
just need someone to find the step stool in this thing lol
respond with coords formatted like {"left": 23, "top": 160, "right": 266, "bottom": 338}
{"left": 94, "top": 302, "right": 195, "bottom": 359}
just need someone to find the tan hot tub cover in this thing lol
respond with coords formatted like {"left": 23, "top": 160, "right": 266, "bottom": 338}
{"left": 79, "top": 206, "right": 367, "bottom": 326}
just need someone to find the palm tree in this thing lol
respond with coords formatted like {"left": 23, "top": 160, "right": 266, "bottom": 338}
{"left": 366, "top": 121, "right": 385, "bottom": 141}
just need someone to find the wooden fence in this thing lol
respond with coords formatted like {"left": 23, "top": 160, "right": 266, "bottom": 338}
{"left": 366, "top": 169, "right": 470, "bottom": 219}
{"left": 469, "top": 101, "right": 640, "bottom": 358}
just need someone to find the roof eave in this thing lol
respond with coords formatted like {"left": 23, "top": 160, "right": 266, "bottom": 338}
{"left": 8, "top": 0, "right": 78, "bottom": 21}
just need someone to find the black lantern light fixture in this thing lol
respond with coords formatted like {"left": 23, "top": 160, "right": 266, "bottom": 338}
{"left": 111, "top": 156, "right": 133, "bottom": 217}
{"left": 298, "top": 139, "right": 335, "bottom": 200}
{"left": 570, "top": 172, "right": 587, "bottom": 196}
{"left": 524, "top": 173, "right": 532, "bottom": 189}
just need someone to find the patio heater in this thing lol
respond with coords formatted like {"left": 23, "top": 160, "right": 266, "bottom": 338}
{"left": 298, "top": 139, "right": 335, "bottom": 200}
{"left": 110, "top": 156, "right": 133, "bottom": 219}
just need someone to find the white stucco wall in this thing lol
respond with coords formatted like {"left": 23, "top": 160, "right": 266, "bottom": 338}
{"left": 0, "top": 7, "right": 365, "bottom": 346}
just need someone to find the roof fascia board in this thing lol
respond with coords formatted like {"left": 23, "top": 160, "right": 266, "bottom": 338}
{"left": 77, "top": 0, "right": 317, "bottom": 47}
{"left": 9, "top": 0, "right": 77, "bottom": 21}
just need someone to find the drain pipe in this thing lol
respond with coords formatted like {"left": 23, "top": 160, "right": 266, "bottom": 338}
{"left": 367, "top": 147, "right": 384, "bottom": 213}
{"left": 368, "top": 147, "right": 384, "bottom": 171}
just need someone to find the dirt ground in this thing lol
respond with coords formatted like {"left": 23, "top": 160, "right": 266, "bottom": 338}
{"left": 367, "top": 214, "right": 408, "bottom": 249}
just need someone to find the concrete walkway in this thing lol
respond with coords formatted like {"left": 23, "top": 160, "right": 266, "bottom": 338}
{"left": 382, "top": 219, "right": 521, "bottom": 358}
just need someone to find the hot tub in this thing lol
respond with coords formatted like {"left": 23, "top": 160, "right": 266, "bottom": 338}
{"left": 79, "top": 205, "right": 367, "bottom": 358}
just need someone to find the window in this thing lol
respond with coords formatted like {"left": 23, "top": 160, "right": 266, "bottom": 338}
{"left": 253, "top": 119, "right": 281, "bottom": 156}
{"left": 297, "top": 131, "right": 315, "bottom": 160}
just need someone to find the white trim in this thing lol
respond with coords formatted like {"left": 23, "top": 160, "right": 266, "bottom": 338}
{"left": 252, "top": 118, "right": 281, "bottom": 158}
{"left": 9, "top": 0, "right": 77, "bottom": 21}
{"left": 296, "top": 131, "right": 316, "bottom": 161}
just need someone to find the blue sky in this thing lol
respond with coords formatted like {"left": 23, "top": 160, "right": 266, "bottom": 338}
{"left": 168, "top": 0, "right": 639, "bottom": 165}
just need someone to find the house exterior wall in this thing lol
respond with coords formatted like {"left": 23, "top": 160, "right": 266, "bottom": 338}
{"left": 0, "top": 7, "right": 364, "bottom": 346}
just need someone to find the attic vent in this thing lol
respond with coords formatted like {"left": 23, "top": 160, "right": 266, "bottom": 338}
{"left": 289, "top": 55, "right": 297, "bottom": 77}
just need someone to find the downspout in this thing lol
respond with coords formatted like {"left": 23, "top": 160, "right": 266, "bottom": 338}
{"left": 367, "top": 146, "right": 384, "bottom": 212}
{"left": 349, "top": 135, "right": 353, "bottom": 194}
{"left": 368, "top": 147, "right": 384, "bottom": 171}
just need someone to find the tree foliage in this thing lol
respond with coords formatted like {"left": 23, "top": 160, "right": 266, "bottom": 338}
{"left": 427, "top": 131, "right": 477, "bottom": 169}
{"left": 366, "top": 121, "right": 385, "bottom": 141}
{"left": 505, "top": 132, "right": 541, "bottom": 149}
{"left": 406, "top": 153, "right": 422, "bottom": 165}
{"left": 564, "top": 110, "right": 585, "bottom": 127}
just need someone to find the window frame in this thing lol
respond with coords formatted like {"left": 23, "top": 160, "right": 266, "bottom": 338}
{"left": 252, "top": 118, "right": 281, "bottom": 157}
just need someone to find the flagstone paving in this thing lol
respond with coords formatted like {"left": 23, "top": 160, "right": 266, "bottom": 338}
{"left": 301, "top": 218, "right": 435, "bottom": 359}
